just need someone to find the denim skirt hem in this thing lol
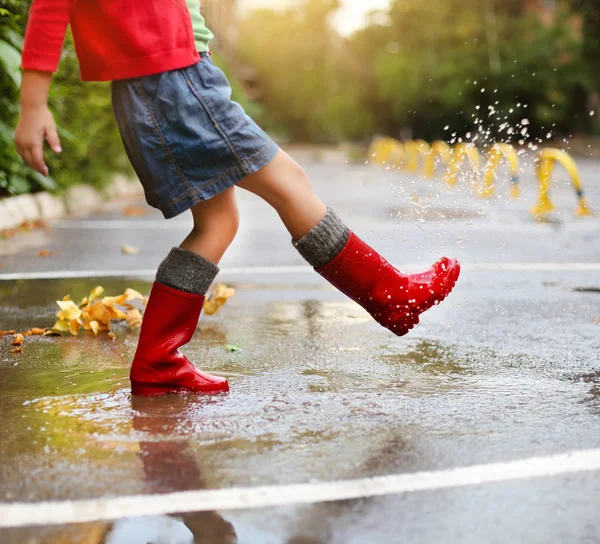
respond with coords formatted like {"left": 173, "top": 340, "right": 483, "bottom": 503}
{"left": 160, "top": 138, "right": 278, "bottom": 219}
{"left": 111, "top": 54, "right": 279, "bottom": 219}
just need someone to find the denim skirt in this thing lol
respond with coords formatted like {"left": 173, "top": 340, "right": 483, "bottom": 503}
{"left": 111, "top": 53, "right": 279, "bottom": 218}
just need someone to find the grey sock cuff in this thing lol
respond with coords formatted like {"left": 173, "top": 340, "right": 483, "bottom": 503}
{"left": 293, "top": 207, "right": 350, "bottom": 268}
{"left": 156, "top": 247, "right": 219, "bottom": 296}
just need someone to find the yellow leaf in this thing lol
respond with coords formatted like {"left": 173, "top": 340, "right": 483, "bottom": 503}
{"left": 121, "top": 244, "right": 140, "bottom": 255}
{"left": 69, "top": 319, "right": 81, "bottom": 336}
{"left": 31, "top": 328, "right": 46, "bottom": 335}
{"left": 89, "top": 320, "right": 100, "bottom": 336}
{"left": 108, "top": 332, "right": 116, "bottom": 341}
{"left": 108, "top": 307, "right": 127, "bottom": 320}
{"left": 102, "top": 295, "right": 127, "bottom": 308}
{"left": 125, "top": 308, "right": 143, "bottom": 328}
{"left": 88, "top": 285, "right": 104, "bottom": 302}
{"left": 62, "top": 294, "right": 70, "bottom": 302}
{"left": 81, "top": 310, "right": 92, "bottom": 330}
{"left": 52, "top": 319, "right": 70, "bottom": 332}
{"left": 203, "top": 299, "right": 219, "bottom": 316}
{"left": 56, "top": 300, "right": 82, "bottom": 321}
{"left": 203, "top": 283, "right": 235, "bottom": 316}
{"left": 124, "top": 288, "right": 146, "bottom": 303}
{"left": 215, "top": 283, "right": 236, "bottom": 299}
{"left": 89, "top": 302, "right": 112, "bottom": 327}
{"left": 11, "top": 333, "right": 24, "bottom": 346}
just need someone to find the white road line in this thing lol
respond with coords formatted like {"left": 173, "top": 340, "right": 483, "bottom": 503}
{"left": 1, "top": 448, "right": 599, "bottom": 529}
{"left": 53, "top": 220, "right": 193, "bottom": 229}
{"left": 0, "top": 262, "right": 599, "bottom": 281}
{"left": 51, "top": 219, "right": 600, "bottom": 233}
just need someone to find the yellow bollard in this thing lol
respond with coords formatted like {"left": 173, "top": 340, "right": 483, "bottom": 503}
{"left": 402, "top": 140, "right": 420, "bottom": 172}
{"left": 415, "top": 140, "right": 432, "bottom": 176}
{"left": 368, "top": 137, "right": 393, "bottom": 165}
{"left": 403, "top": 140, "right": 431, "bottom": 174}
{"left": 389, "top": 140, "right": 404, "bottom": 169}
{"left": 367, "top": 137, "right": 383, "bottom": 162}
{"left": 424, "top": 141, "right": 453, "bottom": 178}
{"left": 480, "top": 143, "right": 520, "bottom": 198}
{"left": 443, "top": 143, "right": 481, "bottom": 186}
{"left": 531, "top": 149, "right": 594, "bottom": 218}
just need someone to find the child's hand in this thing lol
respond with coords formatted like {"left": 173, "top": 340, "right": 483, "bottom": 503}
{"left": 15, "top": 70, "right": 61, "bottom": 177}
{"left": 15, "top": 105, "right": 62, "bottom": 177}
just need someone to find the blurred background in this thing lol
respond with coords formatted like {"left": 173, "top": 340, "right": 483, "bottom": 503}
{"left": 1, "top": 0, "right": 599, "bottom": 197}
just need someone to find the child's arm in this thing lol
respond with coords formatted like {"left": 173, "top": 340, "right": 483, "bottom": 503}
{"left": 15, "top": 0, "right": 78, "bottom": 175}
{"left": 15, "top": 71, "right": 61, "bottom": 176}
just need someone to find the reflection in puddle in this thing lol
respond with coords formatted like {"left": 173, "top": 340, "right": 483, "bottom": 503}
{"left": 100, "top": 397, "right": 239, "bottom": 544}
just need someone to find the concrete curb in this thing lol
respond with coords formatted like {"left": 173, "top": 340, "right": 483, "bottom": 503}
{"left": 0, "top": 176, "right": 142, "bottom": 231}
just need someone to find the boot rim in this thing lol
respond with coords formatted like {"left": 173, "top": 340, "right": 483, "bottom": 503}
{"left": 153, "top": 281, "right": 206, "bottom": 301}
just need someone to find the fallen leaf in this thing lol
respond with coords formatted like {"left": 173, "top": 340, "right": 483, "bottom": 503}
{"left": 124, "top": 288, "right": 146, "bottom": 304}
{"left": 121, "top": 244, "right": 140, "bottom": 255}
{"left": 31, "top": 328, "right": 46, "bottom": 335}
{"left": 89, "top": 302, "right": 112, "bottom": 327}
{"left": 69, "top": 320, "right": 81, "bottom": 336}
{"left": 38, "top": 249, "right": 54, "bottom": 257}
{"left": 56, "top": 300, "right": 82, "bottom": 321}
{"left": 108, "top": 332, "right": 116, "bottom": 341}
{"left": 11, "top": 347, "right": 23, "bottom": 354}
{"left": 123, "top": 205, "right": 150, "bottom": 217}
{"left": 89, "top": 320, "right": 100, "bottom": 336}
{"left": 203, "top": 283, "right": 236, "bottom": 316}
{"left": 22, "top": 331, "right": 33, "bottom": 337}
{"left": 225, "top": 344, "right": 243, "bottom": 352}
{"left": 126, "top": 308, "right": 143, "bottom": 328}
{"left": 11, "top": 334, "right": 24, "bottom": 346}
{"left": 52, "top": 319, "right": 70, "bottom": 332}
{"left": 43, "top": 330, "right": 62, "bottom": 337}
{"left": 80, "top": 286, "right": 105, "bottom": 307}
{"left": 1, "top": 330, "right": 16, "bottom": 335}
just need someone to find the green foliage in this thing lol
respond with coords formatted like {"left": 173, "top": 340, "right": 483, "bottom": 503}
{"left": 237, "top": 0, "right": 596, "bottom": 143}
{"left": 237, "top": 0, "right": 374, "bottom": 143}
{"left": 0, "top": 0, "right": 130, "bottom": 196}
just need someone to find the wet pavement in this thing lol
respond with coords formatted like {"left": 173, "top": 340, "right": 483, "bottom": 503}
{"left": 0, "top": 151, "right": 599, "bottom": 543}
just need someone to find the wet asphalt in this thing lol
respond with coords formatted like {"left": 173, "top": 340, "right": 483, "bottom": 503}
{"left": 0, "top": 150, "right": 599, "bottom": 543}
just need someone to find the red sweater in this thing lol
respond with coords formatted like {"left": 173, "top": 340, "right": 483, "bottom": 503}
{"left": 21, "top": 0, "right": 200, "bottom": 82}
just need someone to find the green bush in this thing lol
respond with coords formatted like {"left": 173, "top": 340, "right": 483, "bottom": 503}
{"left": 237, "top": 0, "right": 596, "bottom": 144}
{"left": 0, "top": 0, "right": 130, "bottom": 197}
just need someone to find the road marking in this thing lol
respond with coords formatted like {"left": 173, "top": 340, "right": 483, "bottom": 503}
{"left": 51, "top": 219, "right": 600, "bottom": 233}
{"left": 1, "top": 448, "right": 599, "bottom": 528}
{"left": 53, "top": 220, "right": 193, "bottom": 229}
{"left": 0, "top": 262, "right": 599, "bottom": 281}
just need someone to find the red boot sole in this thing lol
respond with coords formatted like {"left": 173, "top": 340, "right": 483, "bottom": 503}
{"left": 131, "top": 381, "right": 229, "bottom": 396}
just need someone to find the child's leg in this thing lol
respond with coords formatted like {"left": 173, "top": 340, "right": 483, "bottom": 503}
{"left": 237, "top": 150, "right": 327, "bottom": 240}
{"left": 180, "top": 187, "right": 240, "bottom": 264}
{"left": 131, "top": 188, "right": 238, "bottom": 396}
{"left": 238, "top": 150, "right": 460, "bottom": 336}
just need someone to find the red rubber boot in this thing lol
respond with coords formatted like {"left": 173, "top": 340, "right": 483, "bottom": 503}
{"left": 130, "top": 282, "right": 229, "bottom": 396}
{"left": 316, "top": 232, "right": 460, "bottom": 336}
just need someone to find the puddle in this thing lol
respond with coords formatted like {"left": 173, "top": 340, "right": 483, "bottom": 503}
{"left": 1, "top": 279, "right": 599, "bottom": 543}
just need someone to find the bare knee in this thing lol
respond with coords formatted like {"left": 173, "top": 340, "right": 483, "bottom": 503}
{"left": 238, "top": 150, "right": 313, "bottom": 208}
